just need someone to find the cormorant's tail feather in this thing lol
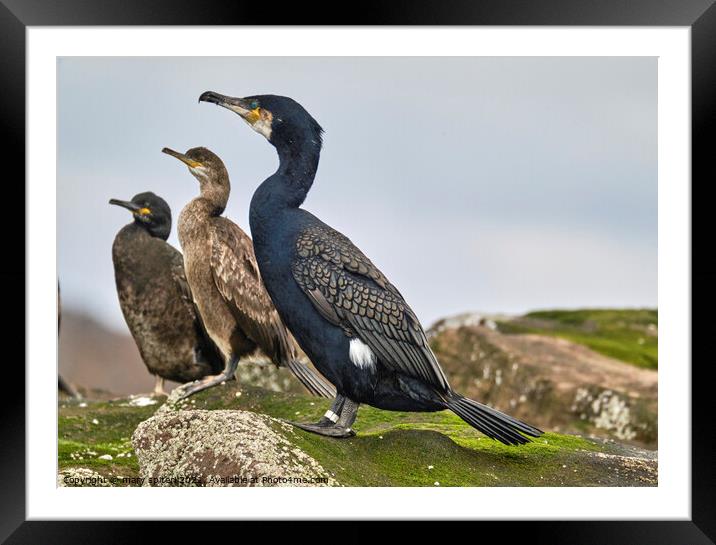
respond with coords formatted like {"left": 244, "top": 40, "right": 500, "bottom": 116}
{"left": 446, "top": 392, "right": 543, "bottom": 446}
{"left": 286, "top": 360, "right": 336, "bottom": 399}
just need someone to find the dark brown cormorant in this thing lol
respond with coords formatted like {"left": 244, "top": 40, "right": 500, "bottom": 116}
{"left": 162, "top": 146, "right": 335, "bottom": 400}
{"left": 110, "top": 192, "right": 224, "bottom": 395}
{"left": 198, "top": 91, "right": 543, "bottom": 443}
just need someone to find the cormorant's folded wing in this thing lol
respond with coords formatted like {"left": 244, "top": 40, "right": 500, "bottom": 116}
{"left": 291, "top": 222, "right": 450, "bottom": 391}
{"left": 209, "top": 218, "right": 295, "bottom": 365}
{"left": 169, "top": 250, "right": 224, "bottom": 373}
{"left": 169, "top": 252, "right": 199, "bottom": 318}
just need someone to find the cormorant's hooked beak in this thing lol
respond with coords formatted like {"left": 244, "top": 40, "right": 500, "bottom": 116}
{"left": 199, "top": 91, "right": 273, "bottom": 140}
{"left": 109, "top": 198, "right": 141, "bottom": 213}
{"left": 161, "top": 147, "right": 203, "bottom": 168}
{"left": 199, "top": 91, "right": 260, "bottom": 124}
{"left": 110, "top": 198, "right": 152, "bottom": 218}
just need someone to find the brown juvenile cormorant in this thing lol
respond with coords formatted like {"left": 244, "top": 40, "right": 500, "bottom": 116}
{"left": 198, "top": 91, "right": 543, "bottom": 443}
{"left": 110, "top": 192, "right": 224, "bottom": 395}
{"left": 162, "top": 146, "right": 335, "bottom": 400}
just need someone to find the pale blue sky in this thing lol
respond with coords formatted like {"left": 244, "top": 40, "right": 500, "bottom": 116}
{"left": 57, "top": 56, "right": 657, "bottom": 332}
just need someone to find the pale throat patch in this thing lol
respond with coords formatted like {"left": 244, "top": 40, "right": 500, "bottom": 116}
{"left": 189, "top": 165, "right": 210, "bottom": 181}
{"left": 225, "top": 103, "right": 273, "bottom": 140}
{"left": 252, "top": 116, "right": 273, "bottom": 140}
{"left": 349, "top": 338, "right": 377, "bottom": 370}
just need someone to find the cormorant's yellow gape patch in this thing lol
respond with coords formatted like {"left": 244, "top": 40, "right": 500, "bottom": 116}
{"left": 246, "top": 107, "right": 261, "bottom": 124}
{"left": 138, "top": 207, "right": 151, "bottom": 216}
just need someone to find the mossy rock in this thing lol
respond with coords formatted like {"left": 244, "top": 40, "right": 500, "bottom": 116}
{"left": 132, "top": 409, "right": 337, "bottom": 486}
{"left": 59, "top": 382, "right": 657, "bottom": 487}
{"left": 428, "top": 322, "right": 657, "bottom": 446}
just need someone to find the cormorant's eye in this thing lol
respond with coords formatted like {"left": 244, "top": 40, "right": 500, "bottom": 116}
{"left": 249, "top": 101, "right": 259, "bottom": 110}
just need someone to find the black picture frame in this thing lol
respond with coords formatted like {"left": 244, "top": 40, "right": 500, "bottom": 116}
{"left": 3, "top": 0, "right": 713, "bottom": 542}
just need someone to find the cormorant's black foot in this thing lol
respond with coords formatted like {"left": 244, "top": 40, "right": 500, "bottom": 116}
{"left": 285, "top": 420, "right": 356, "bottom": 438}
{"left": 315, "top": 416, "right": 335, "bottom": 427}
{"left": 286, "top": 395, "right": 359, "bottom": 438}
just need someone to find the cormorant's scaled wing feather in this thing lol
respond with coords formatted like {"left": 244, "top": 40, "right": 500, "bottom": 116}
{"left": 209, "top": 218, "right": 295, "bottom": 366}
{"left": 291, "top": 223, "right": 450, "bottom": 391}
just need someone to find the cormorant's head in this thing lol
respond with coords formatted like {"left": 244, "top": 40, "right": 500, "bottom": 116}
{"left": 198, "top": 91, "right": 323, "bottom": 151}
{"left": 109, "top": 192, "right": 171, "bottom": 240}
{"left": 162, "top": 146, "right": 230, "bottom": 212}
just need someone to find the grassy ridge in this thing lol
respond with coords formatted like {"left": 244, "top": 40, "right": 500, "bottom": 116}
{"left": 497, "top": 309, "right": 658, "bottom": 370}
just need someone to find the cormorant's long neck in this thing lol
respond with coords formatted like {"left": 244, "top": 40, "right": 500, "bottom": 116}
{"left": 178, "top": 196, "right": 218, "bottom": 251}
{"left": 187, "top": 195, "right": 224, "bottom": 219}
{"left": 197, "top": 175, "right": 229, "bottom": 217}
{"left": 274, "top": 136, "right": 321, "bottom": 208}
{"left": 250, "top": 128, "right": 322, "bottom": 246}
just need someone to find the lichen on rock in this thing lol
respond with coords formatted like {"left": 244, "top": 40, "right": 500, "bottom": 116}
{"left": 132, "top": 409, "right": 339, "bottom": 487}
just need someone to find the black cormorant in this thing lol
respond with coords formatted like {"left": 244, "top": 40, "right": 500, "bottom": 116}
{"left": 198, "top": 91, "right": 543, "bottom": 444}
{"left": 162, "top": 146, "right": 335, "bottom": 400}
{"left": 110, "top": 192, "right": 224, "bottom": 395}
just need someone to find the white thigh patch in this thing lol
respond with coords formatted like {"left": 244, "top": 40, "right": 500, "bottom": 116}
{"left": 349, "top": 338, "right": 377, "bottom": 370}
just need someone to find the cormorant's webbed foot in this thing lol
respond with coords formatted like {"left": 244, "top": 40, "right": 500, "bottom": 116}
{"left": 286, "top": 396, "right": 359, "bottom": 439}
{"left": 288, "top": 421, "right": 356, "bottom": 438}
{"left": 175, "top": 355, "right": 239, "bottom": 401}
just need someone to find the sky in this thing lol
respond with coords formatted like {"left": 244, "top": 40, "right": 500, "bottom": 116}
{"left": 57, "top": 56, "right": 657, "bottom": 333}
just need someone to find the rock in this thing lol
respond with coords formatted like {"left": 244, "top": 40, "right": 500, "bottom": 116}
{"left": 132, "top": 409, "right": 338, "bottom": 487}
{"left": 429, "top": 312, "right": 511, "bottom": 336}
{"left": 428, "top": 323, "right": 657, "bottom": 446}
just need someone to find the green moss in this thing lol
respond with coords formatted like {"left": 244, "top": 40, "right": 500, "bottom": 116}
{"left": 161, "top": 385, "right": 652, "bottom": 487}
{"left": 498, "top": 308, "right": 658, "bottom": 369}
{"left": 58, "top": 398, "right": 158, "bottom": 483}
{"left": 526, "top": 308, "right": 657, "bottom": 327}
